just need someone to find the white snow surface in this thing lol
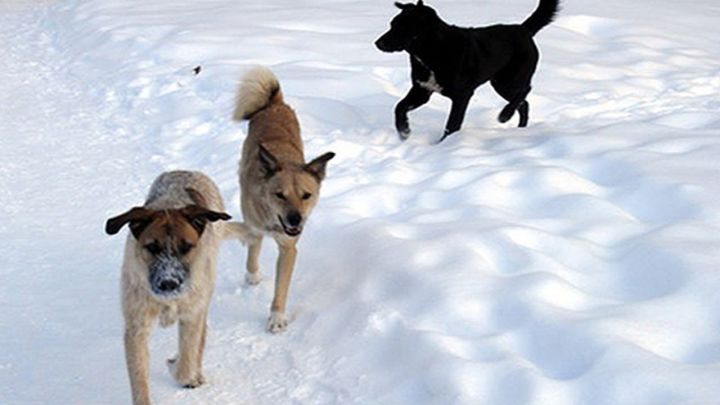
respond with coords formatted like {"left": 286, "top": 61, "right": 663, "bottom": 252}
{"left": 1, "top": 0, "right": 720, "bottom": 404}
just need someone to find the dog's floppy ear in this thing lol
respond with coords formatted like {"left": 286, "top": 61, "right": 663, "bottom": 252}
{"left": 181, "top": 205, "right": 232, "bottom": 235}
{"left": 394, "top": 2, "right": 413, "bottom": 10}
{"left": 105, "top": 207, "right": 154, "bottom": 238}
{"left": 304, "top": 152, "right": 336, "bottom": 182}
{"left": 258, "top": 144, "right": 280, "bottom": 177}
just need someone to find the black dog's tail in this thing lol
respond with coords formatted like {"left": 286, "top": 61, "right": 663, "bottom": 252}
{"left": 522, "top": 0, "right": 560, "bottom": 36}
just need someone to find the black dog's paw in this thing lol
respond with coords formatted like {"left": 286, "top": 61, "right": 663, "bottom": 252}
{"left": 396, "top": 121, "right": 411, "bottom": 140}
{"left": 436, "top": 129, "right": 453, "bottom": 144}
{"left": 498, "top": 105, "right": 515, "bottom": 123}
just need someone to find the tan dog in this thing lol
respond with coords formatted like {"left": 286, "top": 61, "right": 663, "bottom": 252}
{"left": 105, "top": 171, "right": 249, "bottom": 405}
{"left": 233, "top": 67, "right": 335, "bottom": 333}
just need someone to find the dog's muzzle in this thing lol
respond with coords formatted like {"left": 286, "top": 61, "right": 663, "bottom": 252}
{"left": 375, "top": 38, "right": 389, "bottom": 52}
{"left": 375, "top": 38, "right": 396, "bottom": 52}
{"left": 148, "top": 254, "right": 189, "bottom": 298}
{"left": 278, "top": 213, "right": 303, "bottom": 237}
{"left": 375, "top": 34, "right": 405, "bottom": 53}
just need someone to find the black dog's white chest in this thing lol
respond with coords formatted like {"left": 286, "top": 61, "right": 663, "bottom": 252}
{"left": 412, "top": 56, "right": 443, "bottom": 93}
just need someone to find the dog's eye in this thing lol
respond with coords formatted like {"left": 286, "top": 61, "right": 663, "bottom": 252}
{"left": 144, "top": 242, "right": 162, "bottom": 255}
{"left": 302, "top": 192, "right": 312, "bottom": 200}
{"left": 275, "top": 192, "right": 286, "bottom": 200}
{"left": 178, "top": 241, "right": 194, "bottom": 255}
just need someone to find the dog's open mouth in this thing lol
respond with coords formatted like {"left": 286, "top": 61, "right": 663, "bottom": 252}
{"left": 278, "top": 216, "right": 302, "bottom": 237}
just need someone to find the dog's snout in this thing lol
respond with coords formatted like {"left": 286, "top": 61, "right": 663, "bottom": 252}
{"left": 287, "top": 211, "right": 302, "bottom": 227}
{"left": 375, "top": 34, "right": 403, "bottom": 53}
{"left": 375, "top": 36, "right": 393, "bottom": 52}
{"left": 157, "top": 278, "right": 180, "bottom": 292}
{"left": 149, "top": 256, "right": 188, "bottom": 297}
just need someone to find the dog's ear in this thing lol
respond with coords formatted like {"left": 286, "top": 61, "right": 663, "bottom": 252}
{"left": 258, "top": 144, "right": 280, "bottom": 177}
{"left": 304, "top": 152, "right": 336, "bottom": 182}
{"left": 394, "top": 2, "right": 413, "bottom": 10}
{"left": 417, "top": 0, "right": 424, "bottom": 6}
{"left": 181, "top": 205, "right": 232, "bottom": 235}
{"left": 185, "top": 188, "right": 208, "bottom": 208}
{"left": 105, "top": 207, "right": 155, "bottom": 238}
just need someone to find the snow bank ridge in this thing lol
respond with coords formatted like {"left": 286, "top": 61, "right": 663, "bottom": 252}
{"left": 232, "top": 66, "right": 282, "bottom": 121}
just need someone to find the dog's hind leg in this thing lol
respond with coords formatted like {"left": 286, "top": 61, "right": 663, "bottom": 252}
{"left": 395, "top": 85, "right": 432, "bottom": 140}
{"left": 439, "top": 92, "right": 473, "bottom": 142}
{"left": 518, "top": 100, "right": 529, "bottom": 127}
{"left": 245, "top": 234, "right": 263, "bottom": 285}
{"left": 497, "top": 86, "right": 531, "bottom": 124}
{"left": 492, "top": 70, "right": 534, "bottom": 126}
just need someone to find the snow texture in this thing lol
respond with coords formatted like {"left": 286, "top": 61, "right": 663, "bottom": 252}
{"left": 1, "top": 0, "right": 719, "bottom": 404}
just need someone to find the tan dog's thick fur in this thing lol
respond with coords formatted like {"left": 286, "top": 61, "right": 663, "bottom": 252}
{"left": 105, "top": 171, "right": 249, "bottom": 405}
{"left": 234, "top": 67, "right": 335, "bottom": 333}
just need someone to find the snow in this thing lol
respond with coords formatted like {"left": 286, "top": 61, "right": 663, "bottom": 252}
{"left": 1, "top": 0, "right": 719, "bottom": 404}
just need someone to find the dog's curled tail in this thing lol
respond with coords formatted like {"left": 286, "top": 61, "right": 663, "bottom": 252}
{"left": 232, "top": 66, "right": 283, "bottom": 121}
{"left": 522, "top": 0, "right": 560, "bottom": 36}
{"left": 221, "top": 221, "right": 254, "bottom": 244}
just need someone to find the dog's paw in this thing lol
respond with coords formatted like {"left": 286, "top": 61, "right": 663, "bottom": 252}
{"left": 167, "top": 357, "right": 205, "bottom": 388}
{"left": 498, "top": 105, "right": 515, "bottom": 123}
{"left": 396, "top": 123, "right": 411, "bottom": 140}
{"left": 436, "top": 130, "right": 453, "bottom": 144}
{"left": 245, "top": 271, "right": 263, "bottom": 286}
{"left": 395, "top": 120, "right": 410, "bottom": 140}
{"left": 266, "top": 312, "right": 288, "bottom": 333}
{"left": 181, "top": 373, "right": 206, "bottom": 389}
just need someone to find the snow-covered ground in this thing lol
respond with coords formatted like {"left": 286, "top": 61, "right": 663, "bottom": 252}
{"left": 1, "top": 0, "right": 719, "bottom": 403}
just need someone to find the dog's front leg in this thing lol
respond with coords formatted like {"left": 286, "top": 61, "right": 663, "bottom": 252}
{"left": 439, "top": 93, "right": 473, "bottom": 143}
{"left": 395, "top": 85, "right": 432, "bottom": 140}
{"left": 124, "top": 325, "right": 152, "bottom": 405}
{"left": 168, "top": 313, "right": 207, "bottom": 388}
{"left": 268, "top": 240, "right": 298, "bottom": 333}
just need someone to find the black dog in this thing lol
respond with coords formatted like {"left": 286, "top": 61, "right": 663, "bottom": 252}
{"left": 375, "top": 0, "right": 560, "bottom": 142}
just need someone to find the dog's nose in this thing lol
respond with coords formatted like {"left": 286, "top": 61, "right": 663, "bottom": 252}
{"left": 158, "top": 279, "right": 180, "bottom": 292}
{"left": 375, "top": 39, "right": 385, "bottom": 50}
{"left": 286, "top": 211, "right": 302, "bottom": 227}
